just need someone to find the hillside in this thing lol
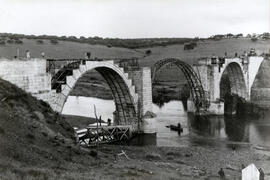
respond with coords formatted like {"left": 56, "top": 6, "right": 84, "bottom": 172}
{"left": 0, "top": 78, "right": 87, "bottom": 178}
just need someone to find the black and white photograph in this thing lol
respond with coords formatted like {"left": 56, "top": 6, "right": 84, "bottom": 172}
{"left": 0, "top": 0, "right": 269, "bottom": 179}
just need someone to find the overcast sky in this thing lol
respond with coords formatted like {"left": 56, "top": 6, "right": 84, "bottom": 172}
{"left": 0, "top": 0, "right": 269, "bottom": 38}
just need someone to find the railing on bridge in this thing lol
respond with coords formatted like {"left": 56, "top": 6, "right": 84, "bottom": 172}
{"left": 46, "top": 59, "right": 88, "bottom": 92}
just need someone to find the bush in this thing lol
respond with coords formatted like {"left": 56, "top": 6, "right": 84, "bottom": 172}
{"left": 36, "top": 40, "right": 44, "bottom": 44}
{"left": 184, "top": 43, "right": 195, "bottom": 50}
{"left": 145, "top": 152, "right": 161, "bottom": 160}
{"left": 7, "top": 39, "right": 14, "bottom": 44}
{"left": 14, "top": 40, "right": 23, "bottom": 44}
{"left": 0, "top": 40, "right": 5, "bottom": 45}
{"left": 145, "top": 49, "right": 152, "bottom": 55}
{"left": 251, "top": 37, "right": 258, "bottom": 42}
{"left": 50, "top": 39, "right": 58, "bottom": 44}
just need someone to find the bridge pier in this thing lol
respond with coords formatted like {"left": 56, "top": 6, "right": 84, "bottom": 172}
{"left": 193, "top": 54, "right": 264, "bottom": 115}
{"left": 123, "top": 67, "right": 156, "bottom": 133}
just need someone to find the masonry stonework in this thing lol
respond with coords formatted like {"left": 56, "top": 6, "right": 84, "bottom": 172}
{"left": 0, "top": 58, "right": 51, "bottom": 93}
{"left": 191, "top": 56, "right": 265, "bottom": 115}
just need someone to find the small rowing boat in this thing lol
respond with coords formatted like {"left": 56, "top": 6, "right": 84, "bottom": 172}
{"left": 166, "top": 123, "right": 183, "bottom": 133}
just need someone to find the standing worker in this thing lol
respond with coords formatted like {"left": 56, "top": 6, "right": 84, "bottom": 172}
{"left": 259, "top": 168, "right": 264, "bottom": 180}
{"left": 107, "top": 118, "right": 112, "bottom": 126}
{"left": 218, "top": 168, "right": 225, "bottom": 179}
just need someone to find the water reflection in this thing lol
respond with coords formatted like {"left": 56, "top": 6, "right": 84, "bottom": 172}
{"left": 188, "top": 114, "right": 226, "bottom": 138}
{"left": 63, "top": 96, "right": 270, "bottom": 147}
{"left": 187, "top": 113, "right": 270, "bottom": 146}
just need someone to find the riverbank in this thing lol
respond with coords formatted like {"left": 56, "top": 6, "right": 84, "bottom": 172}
{"left": 1, "top": 143, "right": 269, "bottom": 180}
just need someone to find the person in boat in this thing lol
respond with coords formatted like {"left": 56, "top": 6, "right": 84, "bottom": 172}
{"left": 166, "top": 123, "right": 183, "bottom": 133}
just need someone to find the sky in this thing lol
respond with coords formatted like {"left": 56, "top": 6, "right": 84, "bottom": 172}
{"left": 0, "top": 0, "right": 269, "bottom": 38}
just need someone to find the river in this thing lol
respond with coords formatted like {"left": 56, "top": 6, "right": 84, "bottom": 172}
{"left": 63, "top": 96, "right": 270, "bottom": 148}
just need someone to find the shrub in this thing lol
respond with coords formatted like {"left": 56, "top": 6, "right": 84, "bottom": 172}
{"left": 0, "top": 40, "right": 5, "bottom": 45}
{"left": 26, "top": 133, "right": 35, "bottom": 139}
{"left": 50, "top": 39, "right": 58, "bottom": 44}
{"left": 7, "top": 39, "right": 14, "bottom": 44}
{"left": 89, "top": 150, "right": 97, "bottom": 157}
{"left": 145, "top": 152, "right": 161, "bottom": 160}
{"left": 184, "top": 43, "right": 194, "bottom": 50}
{"left": 251, "top": 37, "right": 258, "bottom": 42}
{"left": 14, "top": 40, "right": 23, "bottom": 44}
{"left": 36, "top": 40, "right": 44, "bottom": 44}
{"left": 145, "top": 49, "right": 152, "bottom": 55}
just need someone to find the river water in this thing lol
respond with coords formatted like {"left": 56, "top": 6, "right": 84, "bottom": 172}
{"left": 63, "top": 96, "right": 270, "bottom": 148}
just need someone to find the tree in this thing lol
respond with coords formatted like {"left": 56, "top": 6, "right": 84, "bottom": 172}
{"left": 79, "top": 36, "right": 86, "bottom": 40}
{"left": 68, "top": 36, "right": 77, "bottom": 40}
{"left": 225, "top": 33, "right": 234, "bottom": 38}
{"left": 262, "top": 32, "right": 270, "bottom": 40}
{"left": 246, "top": 34, "right": 252, "bottom": 38}
{"left": 235, "top": 33, "right": 243, "bottom": 38}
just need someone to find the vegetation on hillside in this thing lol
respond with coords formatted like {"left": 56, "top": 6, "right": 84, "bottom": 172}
{"left": 1, "top": 32, "right": 269, "bottom": 49}
{"left": 0, "top": 33, "right": 193, "bottom": 49}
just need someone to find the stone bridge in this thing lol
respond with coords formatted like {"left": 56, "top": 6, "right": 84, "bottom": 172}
{"left": 0, "top": 58, "right": 153, "bottom": 132}
{"left": 0, "top": 53, "right": 266, "bottom": 132}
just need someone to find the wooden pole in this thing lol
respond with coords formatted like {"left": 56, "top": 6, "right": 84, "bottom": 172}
{"left": 94, "top": 105, "right": 99, "bottom": 150}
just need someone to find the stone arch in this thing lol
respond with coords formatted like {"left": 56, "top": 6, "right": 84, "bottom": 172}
{"left": 151, "top": 58, "right": 208, "bottom": 110}
{"left": 219, "top": 62, "right": 248, "bottom": 100}
{"left": 54, "top": 61, "right": 138, "bottom": 126}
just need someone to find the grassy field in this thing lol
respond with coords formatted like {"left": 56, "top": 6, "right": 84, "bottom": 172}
{"left": 1, "top": 38, "right": 269, "bottom": 66}
{"left": 0, "top": 38, "right": 140, "bottom": 59}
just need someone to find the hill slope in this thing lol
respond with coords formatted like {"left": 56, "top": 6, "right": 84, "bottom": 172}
{"left": 0, "top": 78, "right": 94, "bottom": 179}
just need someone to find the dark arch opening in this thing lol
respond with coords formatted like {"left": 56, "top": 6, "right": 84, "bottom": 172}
{"left": 220, "top": 62, "right": 247, "bottom": 114}
{"left": 151, "top": 58, "right": 208, "bottom": 111}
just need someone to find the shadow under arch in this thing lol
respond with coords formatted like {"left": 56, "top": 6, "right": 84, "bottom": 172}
{"left": 219, "top": 62, "right": 248, "bottom": 114}
{"left": 220, "top": 62, "right": 248, "bottom": 100}
{"left": 151, "top": 58, "right": 208, "bottom": 111}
